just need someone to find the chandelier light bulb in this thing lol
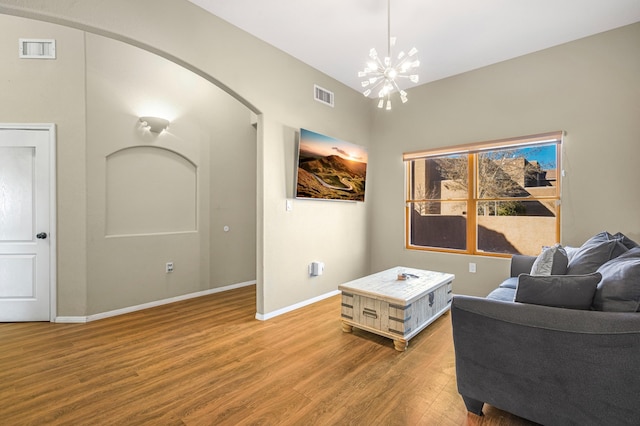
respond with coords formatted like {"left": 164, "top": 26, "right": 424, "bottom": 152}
{"left": 361, "top": 81, "right": 370, "bottom": 87}
{"left": 369, "top": 48, "right": 378, "bottom": 59}
{"left": 377, "top": 99, "right": 384, "bottom": 108}
{"left": 386, "top": 99, "right": 392, "bottom": 110}
{"left": 408, "top": 47, "right": 418, "bottom": 57}
{"left": 363, "top": 89, "right": 372, "bottom": 97}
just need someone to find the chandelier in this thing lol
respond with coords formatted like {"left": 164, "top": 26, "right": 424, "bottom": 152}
{"left": 358, "top": 0, "right": 419, "bottom": 110}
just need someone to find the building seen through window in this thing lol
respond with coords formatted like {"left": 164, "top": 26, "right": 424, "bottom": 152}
{"left": 404, "top": 132, "right": 562, "bottom": 256}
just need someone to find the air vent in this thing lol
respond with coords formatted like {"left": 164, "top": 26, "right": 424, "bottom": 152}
{"left": 19, "top": 39, "right": 56, "bottom": 59}
{"left": 314, "top": 84, "right": 334, "bottom": 107}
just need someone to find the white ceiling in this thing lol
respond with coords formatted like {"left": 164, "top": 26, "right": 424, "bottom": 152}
{"left": 187, "top": 0, "right": 640, "bottom": 94}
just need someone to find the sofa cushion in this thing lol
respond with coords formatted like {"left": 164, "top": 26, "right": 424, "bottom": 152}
{"left": 514, "top": 273, "right": 601, "bottom": 310}
{"left": 613, "top": 232, "right": 639, "bottom": 250}
{"left": 499, "top": 277, "right": 519, "bottom": 289}
{"left": 566, "top": 233, "right": 627, "bottom": 275}
{"left": 593, "top": 247, "right": 640, "bottom": 312}
{"left": 530, "top": 244, "right": 568, "bottom": 275}
{"left": 563, "top": 246, "right": 579, "bottom": 262}
{"left": 592, "top": 231, "right": 615, "bottom": 242}
{"left": 486, "top": 287, "right": 516, "bottom": 302}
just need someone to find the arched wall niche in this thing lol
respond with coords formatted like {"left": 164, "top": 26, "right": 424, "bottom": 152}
{"left": 105, "top": 146, "right": 198, "bottom": 237}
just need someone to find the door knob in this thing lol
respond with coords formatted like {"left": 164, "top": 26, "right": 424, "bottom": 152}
{"left": 36, "top": 232, "right": 47, "bottom": 239}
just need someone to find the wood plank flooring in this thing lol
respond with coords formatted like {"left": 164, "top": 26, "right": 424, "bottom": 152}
{"left": 0, "top": 285, "right": 537, "bottom": 425}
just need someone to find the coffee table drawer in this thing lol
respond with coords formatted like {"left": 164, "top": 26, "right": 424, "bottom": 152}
{"left": 347, "top": 294, "right": 387, "bottom": 331}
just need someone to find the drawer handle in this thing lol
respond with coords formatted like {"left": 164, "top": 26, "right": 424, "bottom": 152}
{"left": 362, "top": 308, "right": 378, "bottom": 319}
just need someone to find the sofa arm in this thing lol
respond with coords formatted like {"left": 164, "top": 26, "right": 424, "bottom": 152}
{"left": 451, "top": 295, "right": 640, "bottom": 425}
{"left": 509, "top": 254, "right": 536, "bottom": 277}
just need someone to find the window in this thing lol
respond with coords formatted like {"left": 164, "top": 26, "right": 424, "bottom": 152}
{"left": 404, "top": 132, "right": 562, "bottom": 257}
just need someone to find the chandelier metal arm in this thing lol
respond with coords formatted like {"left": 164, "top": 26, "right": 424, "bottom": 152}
{"left": 386, "top": 0, "right": 391, "bottom": 58}
{"left": 371, "top": 80, "right": 387, "bottom": 93}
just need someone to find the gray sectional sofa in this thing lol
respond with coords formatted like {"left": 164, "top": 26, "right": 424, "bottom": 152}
{"left": 451, "top": 232, "right": 640, "bottom": 425}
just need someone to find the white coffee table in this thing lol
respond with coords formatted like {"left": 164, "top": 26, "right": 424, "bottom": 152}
{"left": 339, "top": 267, "right": 454, "bottom": 351}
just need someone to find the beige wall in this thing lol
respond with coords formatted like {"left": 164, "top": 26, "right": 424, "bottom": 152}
{"left": 0, "top": 14, "right": 87, "bottom": 315}
{"left": 368, "top": 23, "right": 640, "bottom": 296}
{"left": 84, "top": 33, "right": 258, "bottom": 314}
{"left": 208, "top": 92, "right": 257, "bottom": 290}
{"left": 0, "top": 0, "right": 372, "bottom": 317}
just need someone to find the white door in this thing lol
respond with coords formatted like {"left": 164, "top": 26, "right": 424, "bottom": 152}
{"left": 0, "top": 126, "right": 54, "bottom": 321}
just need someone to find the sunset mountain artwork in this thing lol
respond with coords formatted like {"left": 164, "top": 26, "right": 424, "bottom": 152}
{"left": 296, "top": 128, "right": 368, "bottom": 202}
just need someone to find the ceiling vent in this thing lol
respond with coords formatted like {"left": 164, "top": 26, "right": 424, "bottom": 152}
{"left": 314, "top": 84, "right": 334, "bottom": 107}
{"left": 19, "top": 39, "right": 56, "bottom": 59}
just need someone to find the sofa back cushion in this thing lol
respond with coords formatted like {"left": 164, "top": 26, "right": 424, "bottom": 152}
{"left": 613, "top": 232, "right": 639, "bottom": 250}
{"left": 566, "top": 233, "right": 627, "bottom": 275}
{"left": 515, "top": 273, "right": 601, "bottom": 310}
{"left": 593, "top": 247, "right": 640, "bottom": 312}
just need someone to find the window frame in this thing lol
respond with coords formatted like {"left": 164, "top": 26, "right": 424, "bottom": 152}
{"left": 404, "top": 131, "right": 563, "bottom": 257}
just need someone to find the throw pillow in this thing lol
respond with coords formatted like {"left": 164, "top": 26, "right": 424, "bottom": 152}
{"left": 593, "top": 247, "right": 640, "bottom": 312}
{"left": 613, "top": 232, "right": 639, "bottom": 250}
{"left": 563, "top": 246, "right": 579, "bottom": 262}
{"left": 530, "top": 244, "right": 568, "bottom": 275}
{"left": 566, "top": 235, "right": 628, "bottom": 275}
{"left": 582, "top": 230, "right": 638, "bottom": 249}
{"left": 587, "top": 231, "right": 616, "bottom": 243}
{"left": 515, "top": 273, "right": 601, "bottom": 310}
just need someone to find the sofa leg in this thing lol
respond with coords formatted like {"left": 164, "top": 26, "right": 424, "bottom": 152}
{"left": 462, "top": 395, "right": 484, "bottom": 416}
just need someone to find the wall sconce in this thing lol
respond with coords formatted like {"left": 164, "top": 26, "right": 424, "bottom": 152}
{"left": 139, "top": 116, "right": 170, "bottom": 133}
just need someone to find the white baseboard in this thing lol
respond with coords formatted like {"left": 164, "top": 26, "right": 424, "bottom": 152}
{"left": 54, "top": 280, "right": 256, "bottom": 323}
{"left": 255, "top": 289, "right": 341, "bottom": 321}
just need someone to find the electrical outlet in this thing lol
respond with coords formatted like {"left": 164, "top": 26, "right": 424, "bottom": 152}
{"left": 469, "top": 262, "right": 476, "bottom": 273}
{"left": 166, "top": 262, "right": 174, "bottom": 273}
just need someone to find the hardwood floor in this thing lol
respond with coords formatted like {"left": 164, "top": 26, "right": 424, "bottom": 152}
{"left": 0, "top": 285, "right": 537, "bottom": 425}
